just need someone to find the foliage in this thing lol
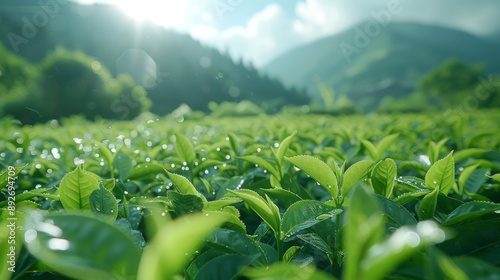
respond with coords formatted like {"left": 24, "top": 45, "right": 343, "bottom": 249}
{"left": 1, "top": 110, "right": 500, "bottom": 279}
{"left": 208, "top": 100, "right": 265, "bottom": 118}
{"left": 0, "top": 46, "right": 150, "bottom": 123}
{"left": 377, "top": 91, "right": 436, "bottom": 113}
{"left": 0, "top": 44, "right": 42, "bottom": 123}
{"left": 419, "top": 59, "right": 487, "bottom": 107}
{"left": 38, "top": 48, "right": 150, "bottom": 121}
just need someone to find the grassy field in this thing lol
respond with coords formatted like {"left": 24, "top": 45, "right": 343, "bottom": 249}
{"left": 1, "top": 109, "right": 500, "bottom": 279}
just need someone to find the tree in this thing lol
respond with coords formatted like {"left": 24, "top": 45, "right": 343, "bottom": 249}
{"left": 38, "top": 48, "right": 150, "bottom": 121}
{"left": 419, "top": 59, "right": 485, "bottom": 107}
{"left": 0, "top": 43, "right": 43, "bottom": 123}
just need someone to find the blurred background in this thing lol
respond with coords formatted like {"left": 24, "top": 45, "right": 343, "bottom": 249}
{"left": 1, "top": 0, "right": 499, "bottom": 124}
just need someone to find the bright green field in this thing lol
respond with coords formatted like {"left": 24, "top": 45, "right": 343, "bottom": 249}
{"left": 1, "top": 110, "right": 500, "bottom": 280}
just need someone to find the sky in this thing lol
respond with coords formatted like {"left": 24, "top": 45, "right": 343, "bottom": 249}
{"left": 77, "top": 0, "right": 500, "bottom": 67}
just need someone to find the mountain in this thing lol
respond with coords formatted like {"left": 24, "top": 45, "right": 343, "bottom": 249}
{"left": 487, "top": 30, "right": 500, "bottom": 44}
{"left": 0, "top": 0, "right": 309, "bottom": 115}
{"left": 263, "top": 22, "right": 500, "bottom": 106}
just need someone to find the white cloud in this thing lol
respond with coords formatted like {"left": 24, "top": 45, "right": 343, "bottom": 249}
{"left": 400, "top": 0, "right": 500, "bottom": 35}
{"left": 190, "top": 4, "right": 300, "bottom": 67}
{"left": 294, "top": 0, "right": 346, "bottom": 39}
{"left": 189, "top": 1, "right": 351, "bottom": 67}
{"left": 189, "top": 0, "right": 388, "bottom": 67}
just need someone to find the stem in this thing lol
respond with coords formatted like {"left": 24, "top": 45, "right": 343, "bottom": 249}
{"left": 336, "top": 211, "right": 341, "bottom": 231}
{"left": 335, "top": 212, "right": 342, "bottom": 266}
{"left": 277, "top": 234, "right": 284, "bottom": 261}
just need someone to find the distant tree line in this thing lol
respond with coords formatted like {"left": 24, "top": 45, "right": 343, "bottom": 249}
{"left": 377, "top": 59, "right": 500, "bottom": 113}
{"left": 0, "top": 45, "right": 150, "bottom": 123}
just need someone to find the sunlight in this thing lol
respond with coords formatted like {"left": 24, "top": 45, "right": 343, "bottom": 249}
{"left": 117, "top": 0, "right": 188, "bottom": 29}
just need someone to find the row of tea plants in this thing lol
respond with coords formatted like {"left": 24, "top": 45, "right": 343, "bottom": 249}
{"left": 1, "top": 110, "right": 500, "bottom": 279}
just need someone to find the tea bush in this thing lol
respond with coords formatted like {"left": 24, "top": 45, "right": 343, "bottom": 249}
{"left": 1, "top": 110, "right": 500, "bottom": 279}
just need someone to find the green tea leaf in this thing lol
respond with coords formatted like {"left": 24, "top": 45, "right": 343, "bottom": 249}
{"left": 206, "top": 228, "right": 264, "bottom": 258}
{"left": 375, "top": 195, "right": 417, "bottom": 226}
{"left": 395, "top": 176, "right": 426, "bottom": 190}
{"left": 443, "top": 201, "right": 500, "bottom": 226}
{"left": 24, "top": 212, "right": 141, "bottom": 280}
{"left": 126, "top": 163, "right": 164, "bottom": 181}
{"left": 59, "top": 165, "right": 99, "bottom": 211}
{"left": 101, "top": 178, "right": 115, "bottom": 191}
{"left": 227, "top": 189, "right": 281, "bottom": 236}
{"left": 0, "top": 188, "right": 59, "bottom": 208}
{"left": 341, "top": 160, "right": 374, "bottom": 196}
{"left": 93, "top": 141, "right": 114, "bottom": 169}
{"left": 276, "top": 132, "right": 296, "bottom": 166}
{"left": 425, "top": 151, "right": 455, "bottom": 194}
{"left": 203, "top": 198, "right": 242, "bottom": 211}
{"left": 186, "top": 250, "right": 222, "bottom": 280}
{"left": 418, "top": 187, "right": 439, "bottom": 220}
{"left": 89, "top": 182, "right": 118, "bottom": 223}
{"left": 452, "top": 257, "right": 500, "bottom": 279}
{"left": 137, "top": 212, "right": 227, "bottom": 279}
{"left": 394, "top": 189, "right": 430, "bottom": 205}
{"left": 203, "top": 210, "right": 246, "bottom": 234}
{"left": 165, "top": 169, "right": 206, "bottom": 202}
{"left": 240, "top": 155, "right": 281, "bottom": 181}
{"left": 362, "top": 134, "right": 399, "bottom": 161}
{"left": 194, "top": 254, "right": 260, "bottom": 280}
{"left": 193, "top": 159, "right": 225, "bottom": 175}
{"left": 282, "top": 200, "right": 337, "bottom": 237}
{"left": 344, "top": 184, "right": 384, "bottom": 280}
{"left": 490, "top": 174, "right": 500, "bottom": 182}
{"left": 167, "top": 191, "right": 204, "bottom": 215}
{"left": 282, "top": 246, "right": 301, "bottom": 263}
{"left": 296, "top": 233, "right": 333, "bottom": 255}
{"left": 377, "top": 134, "right": 399, "bottom": 158}
{"left": 360, "top": 221, "right": 447, "bottom": 280}
{"left": 280, "top": 173, "right": 313, "bottom": 200}
{"left": 371, "top": 158, "right": 397, "bottom": 197}
{"left": 458, "top": 165, "right": 488, "bottom": 194}
{"left": 361, "top": 139, "right": 378, "bottom": 160}
{"left": 113, "top": 152, "right": 133, "bottom": 182}
{"left": 259, "top": 243, "right": 279, "bottom": 264}
{"left": 174, "top": 131, "right": 196, "bottom": 165}
{"left": 428, "top": 138, "right": 448, "bottom": 164}
{"left": 0, "top": 164, "right": 28, "bottom": 189}
{"left": 453, "top": 148, "right": 488, "bottom": 164}
{"left": 434, "top": 249, "right": 468, "bottom": 280}
{"left": 227, "top": 132, "right": 240, "bottom": 155}
{"left": 242, "top": 262, "right": 333, "bottom": 280}
{"left": 439, "top": 220, "right": 500, "bottom": 261}
{"left": 266, "top": 194, "right": 281, "bottom": 233}
{"left": 285, "top": 155, "right": 338, "bottom": 198}
{"left": 263, "top": 188, "right": 302, "bottom": 208}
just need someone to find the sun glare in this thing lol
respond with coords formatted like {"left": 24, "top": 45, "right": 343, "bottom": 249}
{"left": 118, "top": 0, "right": 188, "bottom": 29}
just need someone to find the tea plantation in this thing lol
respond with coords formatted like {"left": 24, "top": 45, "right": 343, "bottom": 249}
{"left": 1, "top": 110, "right": 500, "bottom": 279}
